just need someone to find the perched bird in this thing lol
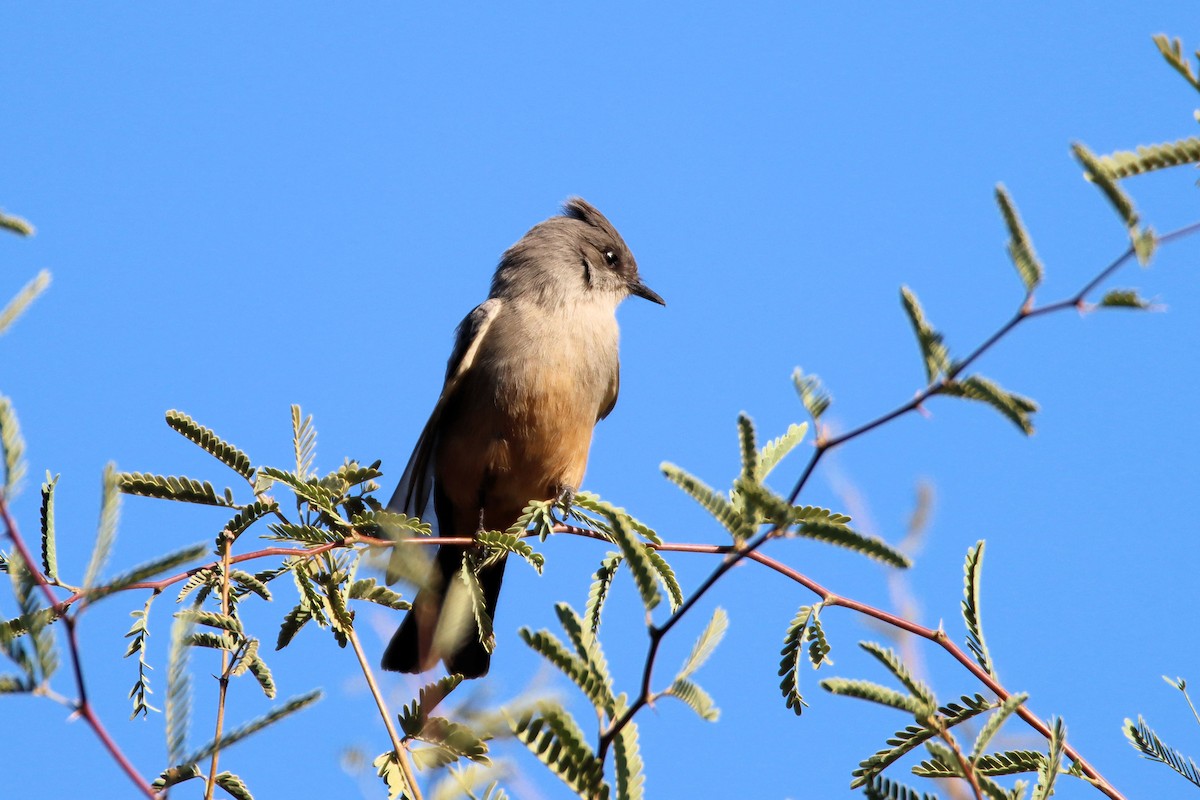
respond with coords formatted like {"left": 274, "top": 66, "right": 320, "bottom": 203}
{"left": 381, "top": 198, "right": 664, "bottom": 678}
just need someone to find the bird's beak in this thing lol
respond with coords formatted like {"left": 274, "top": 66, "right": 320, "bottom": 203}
{"left": 629, "top": 279, "right": 666, "bottom": 306}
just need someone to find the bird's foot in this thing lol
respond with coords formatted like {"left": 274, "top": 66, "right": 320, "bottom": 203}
{"left": 551, "top": 485, "right": 576, "bottom": 526}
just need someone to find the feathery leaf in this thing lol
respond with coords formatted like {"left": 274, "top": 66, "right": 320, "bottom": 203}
{"left": 665, "top": 678, "right": 720, "bottom": 721}
{"left": 661, "top": 462, "right": 752, "bottom": 541}
{"left": 585, "top": 552, "right": 622, "bottom": 636}
{"left": 1073, "top": 142, "right": 1140, "bottom": 232}
{"left": 291, "top": 405, "right": 317, "bottom": 479}
{"left": 1098, "top": 289, "right": 1153, "bottom": 310}
{"left": 605, "top": 509, "right": 660, "bottom": 612}
{"left": 792, "top": 518, "right": 910, "bottom": 568}
{"left": 820, "top": 678, "right": 927, "bottom": 715}
{"left": 0, "top": 209, "right": 35, "bottom": 236}
{"left": 507, "top": 705, "right": 608, "bottom": 799}
{"left": 1124, "top": 715, "right": 1200, "bottom": 788}
{"left": 778, "top": 605, "right": 813, "bottom": 715}
{"left": 0, "top": 270, "right": 50, "bottom": 337}
{"left": 0, "top": 396, "right": 27, "bottom": 498}
{"left": 613, "top": 714, "right": 645, "bottom": 800}
{"left": 756, "top": 422, "right": 808, "bottom": 482}
{"left": 118, "top": 471, "right": 236, "bottom": 506}
{"left": 944, "top": 375, "right": 1037, "bottom": 435}
{"left": 995, "top": 185, "right": 1044, "bottom": 293}
{"left": 961, "top": 540, "right": 996, "bottom": 678}
{"left": 860, "top": 641, "right": 934, "bottom": 709}
{"left": 793, "top": 368, "right": 831, "bottom": 420}
{"left": 84, "top": 464, "right": 121, "bottom": 589}
{"left": 182, "top": 690, "right": 321, "bottom": 766}
{"left": 1153, "top": 34, "right": 1200, "bottom": 92}
{"left": 674, "top": 607, "right": 728, "bottom": 683}
{"left": 1031, "top": 717, "right": 1065, "bottom": 800}
{"left": 900, "top": 286, "right": 951, "bottom": 383}
{"left": 165, "top": 410, "right": 254, "bottom": 478}
{"left": 475, "top": 530, "right": 545, "bottom": 574}
{"left": 971, "top": 692, "right": 1029, "bottom": 761}
{"left": 39, "top": 473, "right": 58, "bottom": 581}
{"left": 348, "top": 578, "right": 408, "bottom": 610}
{"left": 87, "top": 543, "right": 208, "bottom": 603}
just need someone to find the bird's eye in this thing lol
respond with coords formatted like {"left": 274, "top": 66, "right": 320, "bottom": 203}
{"left": 603, "top": 249, "right": 619, "bottom": 267}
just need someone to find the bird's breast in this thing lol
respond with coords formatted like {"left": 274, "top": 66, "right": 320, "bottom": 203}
{"left": 435, "top": 302, "right": 620, "bottom": 532}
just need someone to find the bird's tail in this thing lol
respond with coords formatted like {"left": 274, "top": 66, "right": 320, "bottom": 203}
{"left": 381, "top": 546, "right": 507, "bottom": 679}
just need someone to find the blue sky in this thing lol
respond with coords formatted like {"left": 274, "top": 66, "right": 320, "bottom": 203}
{"left": 3, "top": 4, "right": 1200, "bottom": 799}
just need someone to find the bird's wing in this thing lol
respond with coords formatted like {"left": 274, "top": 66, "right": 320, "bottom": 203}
{"left": 598, "top": 362, "right": 619, "bottom": 421}
{"left": 387, "top": 298, "right": 504, "bottom": 529}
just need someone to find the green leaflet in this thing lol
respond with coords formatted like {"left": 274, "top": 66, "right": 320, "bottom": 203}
{"left": 221, "top": 501, "right": 278, "bottom": 543}
{"left": 848, "top": 694, "right": 991, "bottom": 788}
{"left": 408, "top": 716, "right": 490, "bottom": 766}
{"left": 571, "top": 492, "right": 661, "bottom": 544}
{"left": 257, "top": 467, "right": 337, "bottom": 513}
{"left": 971, "top": 692, "right": 1029, "bottom": 761}
{"left": 1031, "top": 717, "right": 1065, "bottom": 800}
{"left": 460, "top": 559, "right": 495, "bottom": 654}
{"left": 900, "top": 286, "right": 951, "bottom": 384}
{"left": 859, "top": 641, "right": 934, "bottom": 710}
{"left": 181, "top": 689, "right": 322, "bottom": 767}
{"left": 1073, "top": 142, "right": 1141, "bottom": 233}
{"left": 665, "top": 678, "right": 719, "bottom": 722}
{"left": 613, "top": 712, "right": 645, "bottom": 800}
{"left": 519, "top": 626, "right": 614, "bottom": 713}
{"left": 86, "top": 543, "right": 208, "bottom": 604}
{"left": 475, "top": 529, "right": 545, "bottom": 574}
{"left": 917, "top": 748, "right": 1044, "bottom": 778}
{"left": 995, "top": 184, "right": 1044, "bottom": 293}
{"left": 862, "top": 775, "right": 939, "bottom": 800}
{"left": 644, "top": 548, "right": 683, "bottom": 612}
{"left": 0, "top": 396, "right": 27, "bottom": 498}
{"left": 291, "top": 404, "right": 316, "bottom": 479}
{"left": 585, "top": 552, "right": 622, "bottom": 636}
{"left": 791, "top": 518, "right": 910, "bottom": 568}
{"left": 275, "top": 601, "right": 312, "bottom": 650}
{"left": 961, "top": 540, "right": 996, "bottom": 678}
{"left": 793, "top": 368, "right": 831, "bottom": 421}
{"left": 1153, "top": 34, "right": 1200, "bottom": 92}
{"left": 0, "top": 210, "right": 35, "bottom": 236}
{"left": 213, "top": 772, "right": 253, "bottom": 800}
{"left": 554, "top": 603, "right": 615, "bottom": 700}
{"left": 373, "top": 751, "right": 409, "bottom": 800}
{"left": 399, "top": 674, "right": 464, "bottom": 735}
{"left": 1124, "top": 715, "right": 1200, "bottom": 788}
{"left": 39, "top": 473, "right": 58, "bottom": 581}
{"left": 605, "top": 510, "right": 661, "bottom": 612}
{"left": 84, "top": 464, "right": 122, "bottom": 589}
{"left": 507, "top": 704, "right": 608, "bottom": 800}
{"left": 756, "top": 422, "right": 808, "bottom": 482}
{"left": 1099, "top": 289, "right": 1152, "bottom": 310}
{"left": 674, "top": 607, "right": 727, "bottom": 684}
{"left": 661, "top": 462, "right": 752, "bottom": 541}
{"left": 118, "top": 471, "right": 236, "bottom": 507}
{"left": 165, "top": 612, "right": 194, "bottom": 766}
{"left": 736, "top": 413, "right": 758, "bottom": 483}
{"left": 124, "top": 595, "right": 157, "bottom": 719}
{"left": 778, "top": 605, "right": 814, "bottom": 716}
{"left": 348, "top": 578, "right": 408, "bottom": 610}
{"left": 943, "top": 375, "right": 1037, "bottom": 435}
{"left": 0, "top": 270, "right": 50, "bottom": 338}
{"left": 820, "top": 678, "right": 927, "bottom": 716}
{"left": 6, "top": 552, "right": 56, "bottom": 684}
{"left": 1094, "top": 137, "right": 1200, "bottom": 180}
{"left": 165, "top": 409, "right": 255, "bottom": 479}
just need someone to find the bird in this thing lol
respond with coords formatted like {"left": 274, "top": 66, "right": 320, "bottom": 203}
{"left": 380, "top": 198, "right": 664, "bottom": 678}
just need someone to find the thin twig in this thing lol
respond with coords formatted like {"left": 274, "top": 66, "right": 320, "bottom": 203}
{"left": 347, "top": 627, "right": 424, "bottom": 800}
{"left": 204, "top": 533, "right": 234, "bottom": 800}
